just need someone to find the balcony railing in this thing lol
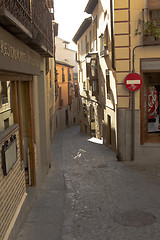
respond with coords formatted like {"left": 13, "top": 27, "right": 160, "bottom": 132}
{"left": 0, "top": 0, "right": 53, "bottom": 57}
{"left": 142, "top": 8, "right": 160, "bottom": 46}
{"left": 100, "top": 48, "right": 109, "bottom": 57}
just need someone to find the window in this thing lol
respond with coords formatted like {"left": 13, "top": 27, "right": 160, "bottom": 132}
{"left": 106, "top": 69, "right": 111, "bottom": 99}
{"left": 93, "top": 16, "right": 97, "bottom": 51}
{"left": 62, "top": 67, "right": 65, "bottom": 82}
{"left": 92, "top": 80, "right": 97, "bottom": 92}
{"left": 90, "top": 105, "right": 95, "bottom": 121}
{"left": 145, "top": 73, "right": 160, "bottom": 133}
{"left": 100, "top": 34, "right": 104, "bottom": 53}
{"left": 78, "top": 44, "right": 80, "bottom": 60}
{"left": 55, "top": 69, "right": 59, "bottom": 82}
{"left": 86, "top": 62, "right": 91, "bottom": 78}
{"left": 89, "top": 30, "right": 92, "bottom": 51}
{"left": 4, "top": 118, "right": 9, "bottom": 129}
{"left": 149, "top": 0, "right": 160, "bottom": 11}
{"left": 85, "top": 35, "right": 89, "bottom": 54}
{"left": 83, "top": 103, "right": 87, "bottom": 118}
{"left": 148, "top": 1, "right": 160, "bottom": 31}
{"left": 50, "top": 70, "right": 52, "bottom": 88}
{"left": 59, "top": 87, "right": 63, "bottom": 107}
{"left": 104, "top": 26, "right": 109, "bottom": 50}
{"left": 83, "top": 81, "right": 86, "bottom": 91}
{"left": 141, "top": 72, "right": 160, "bottom": 143}
{"left": 45, "top": 58, "right": 49, "bottom": 74}
{"left": 100, "top": 26, "right": 109, "bottom": 57}
{"left": 151, "top": 10, "right": 160, "bottom": 20}
{"left": 68, "top": 82, "right": 72, "bottom": 96}
{"left": 85, "top": 54, "right": 98, "bottom": 95}
{"left": 1, "top": 81, "right": 8, "bottom": 104}
{"left": 91, "top": 58, "right": 98, "bottom": 78}
{"left": 68, "top": 68, "right": 71, "bottom": 81}
{"left": 81, "top": 39, "right": 83, "bottom": 53}
{"left": 0, "top": 81, "right": 14, "bottom": 132}
{"left": 107, "top": 115, "right": 111, "bottom": 145}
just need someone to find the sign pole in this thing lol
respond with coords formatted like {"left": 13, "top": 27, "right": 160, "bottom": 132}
{"left": 124, "top": 72, "right": 142, "bottom": 161}
{"left": 132, "top": 49, "right": 135, "bottom": 161}
{"left": 131, "top": 91, "right": 135, "bottom": 161}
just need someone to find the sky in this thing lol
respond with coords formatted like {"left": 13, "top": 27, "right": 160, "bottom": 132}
{"left": 54, "top": 0, "right": 90, "bottom": 50}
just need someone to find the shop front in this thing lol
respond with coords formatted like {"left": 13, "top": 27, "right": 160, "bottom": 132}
{"left": 141, "top": 59, "right": 160, "bottom": 144}
{"left": 0, "top": 27, "right": 41, "bottom": 240}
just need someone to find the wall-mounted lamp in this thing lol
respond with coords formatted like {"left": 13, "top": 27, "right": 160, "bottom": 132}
{"left": 85, "top": 53, "right": 92, "bottom": 64}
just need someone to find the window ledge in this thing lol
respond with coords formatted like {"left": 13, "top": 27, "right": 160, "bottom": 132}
{"left": 0, "top": 124, "right": 19, "bottom": 144}
{"left": 141, "top": 142, "right": 160, "bottom": 147}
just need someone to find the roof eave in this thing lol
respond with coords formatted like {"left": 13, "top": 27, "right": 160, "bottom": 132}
{"left": 84, "top": 0, "right": 98, "bottom": 14}
{"left": 72, "top": 17, "right": 92, "bottom": 44}
{"left": 56, "top": 60, "right": 74, "bottom": 68}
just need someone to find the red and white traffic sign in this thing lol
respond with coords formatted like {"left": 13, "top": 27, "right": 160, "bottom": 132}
{"left": 124, "top": 73, "right": 142, "bottom": 91}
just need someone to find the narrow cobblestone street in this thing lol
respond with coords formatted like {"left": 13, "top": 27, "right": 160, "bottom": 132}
{"left": 17, "top": 126, "right": 160, "bottom": 240}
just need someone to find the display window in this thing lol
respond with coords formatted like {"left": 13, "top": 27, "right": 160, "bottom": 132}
{"left": 0, "top": 81, "right": 15, "bottom": 133}
{"left": 141, "top": 72, "right": 160, "bottom": 143}
{"left": 147, "top": 84, "right": 160, "bottom": 133}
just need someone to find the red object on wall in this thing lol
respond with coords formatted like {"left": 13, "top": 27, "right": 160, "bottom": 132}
{"left": 124, "top": 73, "right": 143, "bottom": 91}
{"left": 148, "top": 86, "right": 158, "bottom": 119}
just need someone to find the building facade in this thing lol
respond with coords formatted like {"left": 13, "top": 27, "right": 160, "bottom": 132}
{"left": 55, "top": 38, "right": 79, "bottom": 131}
{"left": 0, "top": 1, "right": 56, "bottom": 239}
{"left": 115, "top": 0, "right": 160, "bottom": 162}
{"left": 73, "top": 0, "right": 118, "bottom": 151}
{"left": 73, "top": 0, "right": 160, "bottom": 163}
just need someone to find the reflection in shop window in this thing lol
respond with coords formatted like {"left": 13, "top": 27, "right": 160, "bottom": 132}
{"left": 1, "top": 81, "right": 8, "bottom": 104}
{"left": 146, "top": 74, "right": 160, "bottom": 133}
{"left": 0, "top": 81, "right": 14, "bottom": 132}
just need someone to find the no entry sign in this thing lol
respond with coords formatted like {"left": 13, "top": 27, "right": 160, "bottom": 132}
{"left": 124, "top": 73, "right": 142, "bottom": 91}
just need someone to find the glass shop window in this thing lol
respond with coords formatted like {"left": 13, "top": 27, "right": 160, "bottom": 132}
{"left": 0, "top": 81, "right": 14, "bottom": 132}
{"left": 1, "top": 81, "right": 8, "bottom": 104}
{"left": 144, "top": 73, "right": 160, "bottom": 134}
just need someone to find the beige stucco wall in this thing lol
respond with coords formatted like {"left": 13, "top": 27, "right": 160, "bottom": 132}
{"left": 115, "top": 0, "right": 160, "bottom": 110}
{"left": 76, "top": 0, "right": 118, "bottom": 150}
{"left": 0, "top": 26, "right": 54, "bottom": 239}
{"left": 116, "top": 0, "right": 160, "bottom": 161}
{"left": 55, "top": 37, "right": 78, "bottom": 75}
{"left": 56, "top": 98, "right": 79, "bottom": 132}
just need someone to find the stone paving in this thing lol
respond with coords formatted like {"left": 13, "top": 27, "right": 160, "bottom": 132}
{"left": 16, "top": 126, "right": 160, "bottom": 240}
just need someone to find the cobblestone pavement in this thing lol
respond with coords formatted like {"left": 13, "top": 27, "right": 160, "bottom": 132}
{"left": 60, "top": 126, "right": 160, "bottom": 240}
{"left": 17, "top": 126, "right": 160, "bottom": 240}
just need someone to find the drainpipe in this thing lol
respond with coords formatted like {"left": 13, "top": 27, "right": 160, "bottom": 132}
{"left": 131, "top": 43, "right": 159, "bottom": 161}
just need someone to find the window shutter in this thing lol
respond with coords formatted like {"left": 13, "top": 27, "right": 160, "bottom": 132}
{"left": 149, "top": 0, "right": 160, "bottom": 10}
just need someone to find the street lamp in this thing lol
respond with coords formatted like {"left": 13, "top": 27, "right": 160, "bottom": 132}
{"left": 85, "top": 53, "right": 92, "bottom": 64}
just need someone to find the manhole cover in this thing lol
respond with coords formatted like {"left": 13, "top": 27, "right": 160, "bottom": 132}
{"left": 114, "top": 210, "right": 155, "bottom": 227}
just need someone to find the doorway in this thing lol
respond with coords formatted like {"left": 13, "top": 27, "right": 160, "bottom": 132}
{"left": 19, "top": 81, "right": 35, "bottom": 186}
{"left": 65, "top": 109, "right": 69, "bottom": 126}
{"left": 0, "top": 76, "right": 35, "bottom": 186}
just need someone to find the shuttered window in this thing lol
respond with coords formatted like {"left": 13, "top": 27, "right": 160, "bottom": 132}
{"left": 149, "top": 0, "right": 160, "bottom": 10}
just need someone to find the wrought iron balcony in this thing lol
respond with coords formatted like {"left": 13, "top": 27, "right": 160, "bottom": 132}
{"left": 0, "top": 0, "right": 53, "bottom": 57}
{"left": 100, "top": 48, "right": 109, "bottom": 57}
{"left": 142, "top": 8, "right": 160, "bottom": 46}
